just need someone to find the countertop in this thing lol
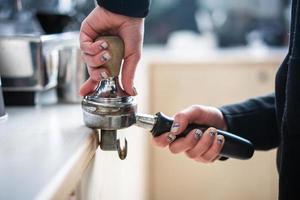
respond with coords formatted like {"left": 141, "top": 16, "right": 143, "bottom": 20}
{"left": 0, "top": 104, "right": 99, "bottom": 200}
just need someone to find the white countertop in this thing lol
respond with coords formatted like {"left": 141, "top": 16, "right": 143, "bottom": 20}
{"left": 0, "top": 104, "right": 98, "bottom": 200}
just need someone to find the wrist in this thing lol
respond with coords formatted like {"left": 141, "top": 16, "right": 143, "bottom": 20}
{"left": 97, "top": 0, "right": 149, "bottom": 18}
{"left": 218, "top": 110, "right": 228, "bottom": 131}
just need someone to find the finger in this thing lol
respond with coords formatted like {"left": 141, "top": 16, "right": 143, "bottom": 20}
{"left": 81, "top": 51, "right": 111, "bottom": 67}
{"left": 169, "top": 129, "right": 203, "bottom": 154}
{"left": 211, "top": 155, "right": 222, "bottom": 162}
{"left": 79, "top": 68, "right": 110, "bottom": 96}
{"left": 80, "top": 39, "right": 109, "bottom": 56}
{"left": 170, "top": 112, "right": 190, "bottom": 136}
{"left": 80, "top": 16, "right": 108, "bottom": 55}
{"left": 87, "top": 67, "right": 110, "bottom": 82}
{"left": 80, "top": 24, "right": 105, "bottom": 55}
{"left": 79, "top": 77, "right": 98, "bottom": 96}
{"left": 152, "top": 132, "right": 173, "bottom": 148}
{"left": 197, "top": 134, "right": 225, "bottom": 162}
{"left": 119, "top": 21, "right": 143, "bottom": 96}
{"left": 152, "top": 108, "right": 199, "bottom": 149}
{"left": 163, "top": 110, "right": 196, "bottom": 146}
{"left": 185, "top": 128, "right": 217, "bottom": 159}
{"left": 121, "top": 53, "right": 140, "bottom": 96}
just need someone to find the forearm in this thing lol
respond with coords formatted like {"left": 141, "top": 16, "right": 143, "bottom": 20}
{"left": 97, "top": 0, "right": 150, "bottom": 18}
{"left": 220, "top": 94, "right": 280, "bottom": 150}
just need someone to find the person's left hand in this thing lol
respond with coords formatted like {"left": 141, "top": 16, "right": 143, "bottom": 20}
{"left": 153, "top": 105, "right": 227, "bottom": 163}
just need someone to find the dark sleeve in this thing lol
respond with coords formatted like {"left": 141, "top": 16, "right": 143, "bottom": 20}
{"left": 97, "top": 0, "right": 150, "bottom": 18}
{"left": 219, "top": 94, "right": 280, "bottom": 150}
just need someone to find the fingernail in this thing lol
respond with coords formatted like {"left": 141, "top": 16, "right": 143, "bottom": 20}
{"left": 209, "top": 129, "right": 216, "bottom": 137}
{"left": 217, "top": 135, "right": 224, "bottom": 144}
{"left": 194, "top": 129, "right": 203, "bottom": 140}
{"left": 170, "top": 122, "right": 180, "bottom": 133}
{"left": 100, "top": 71, "right": 108, "bottom": 79}
{"left": 100, "top": 52, "right": 111, "bottom": 62}
{"left": 133, "top": 87, "right": 138, "bottom": 95}
{"left": 100, "top": 41, "right": 108, "bottom": 49}
{"left": 167, "top": 133, "right": 176, "bottom": 143}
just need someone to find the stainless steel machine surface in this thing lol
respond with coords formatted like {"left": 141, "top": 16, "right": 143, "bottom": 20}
{"left": 0, "top": 32, "right": 84, "bottom": 105}
{"left": 0, "top": 76, "right": 6, "bottom": 119}
{"left": 0, "top": 32, "right": 78, "bottom": 91}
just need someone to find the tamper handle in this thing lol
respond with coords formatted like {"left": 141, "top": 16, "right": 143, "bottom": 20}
{"left": 96, "top": 36, "right": 124, "bottom": 77}
{"left": 151, "top": 112, "right": 254, "bottom": 160}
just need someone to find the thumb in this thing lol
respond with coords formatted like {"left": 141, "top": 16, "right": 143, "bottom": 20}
{"left": 170, "top": 112, "right": 189, "bottom": 136}
{"left": 170, "top": 105, "right": 207, "bottom": 135}
{"left": 121, "top": 53, "right": 140, "bottom": 96}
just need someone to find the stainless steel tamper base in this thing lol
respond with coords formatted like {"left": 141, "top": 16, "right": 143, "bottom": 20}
{"left": 82, "top": 97, "right": 137, "bottom": 129}
{"left": 81, "top": 77, "right": 137, "bottom": 160}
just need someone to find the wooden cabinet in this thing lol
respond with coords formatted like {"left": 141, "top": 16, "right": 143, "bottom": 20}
{"left": 147, "top": 49, "right": 285, "bottom": 200}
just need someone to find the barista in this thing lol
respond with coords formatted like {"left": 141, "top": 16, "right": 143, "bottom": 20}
{"left": 79, "top": 1, "right": 300, "bottom": 199}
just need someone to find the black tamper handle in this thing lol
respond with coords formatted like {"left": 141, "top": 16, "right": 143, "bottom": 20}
{"left": 151, "top": 112, "right": 254, "bottom": 160}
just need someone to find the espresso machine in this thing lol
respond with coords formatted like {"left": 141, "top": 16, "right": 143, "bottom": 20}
{"left": 0, "top": 0, "right": 90, "bottom": 105}
{"left": 82, "top": 36, "right": 254, "bottom": 160}
{"left": 0, "top": 76, "right": 6, "bottom": 119}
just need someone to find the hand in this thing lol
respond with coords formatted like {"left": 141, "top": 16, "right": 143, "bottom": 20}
{"left": 79, "top": 6, "right": 144, "bottom": 96}
{"left": 153, "top": 105, "right": 228, "bottom": 163}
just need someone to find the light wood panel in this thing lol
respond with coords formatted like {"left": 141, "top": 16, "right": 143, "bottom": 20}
{"left": 149, "top": 60, "right": 281, "bottom": 200}
{"left": 75, "top": 57, "right": 151, "bottom": 200}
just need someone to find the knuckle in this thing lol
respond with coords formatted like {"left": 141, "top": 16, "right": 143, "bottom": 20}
{"left": 185, "top": 135, "right": 197, "bottom": 148}
{"left": 158, "top": 143, "right": 167, "bottom": 148}
{"left": 195, "top": 157, "right": 208, "bottom": 163}
{"left": 201, "top": 159, "right": 210, "bottom": 164}
{"left": 175, "top": 112, "right": 186, "bottom": 119}
{"left": 80, "top": 52, "right": 86, "bottom": 61}
{"left": 169, "top": 146, "right": 180, "bottom": 154}
{"left": 135, "top": 52, "right": 141, "bottom": 61}
{"left": 185, "top": 151, "right": 197, "bottom": 159}
{"left": 190, "top": 104, "right": 200, "bottom": 111}
{"left": 90, "top": 72, "right": 100, "bottom": 82}
{"left": 124, "top": 71, "right": 135, "bottom": 81}
{"left": 79, "top": 43, "right": 84, "bottom": 51}
{"left": 186, "top": 138, "right": 195, "bottom": 147}
{"left": 155, "top": 142, "right": 165, "bottom": 148}
{"left": 80, "top": 19, "right": 86, "bottom": 30}
{"left": 202, "top": 139, "right": 212, "bottom": 149}
{"left": 174, "top": 112, "right": 187, "bottom": 123}
{"left": 202, "top": 154, "right": 213, "bottom": 161}
{"left": 152, "top": 138, "right": 167, "bottom": 148}
{"left": 92, "top": 56, "right": 101, "bottom": 66}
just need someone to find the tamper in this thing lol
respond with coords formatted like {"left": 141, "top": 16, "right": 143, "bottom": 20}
{"left": 82, "top": 36, "right": 136, "bottom": 159}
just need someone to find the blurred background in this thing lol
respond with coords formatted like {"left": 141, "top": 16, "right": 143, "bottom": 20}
{"left": 0, "top": 0, "right": 290, "bottom": 46}
{"left": 145, "top": 0, "right": 290, "bottom": 47}
{"left": 0, "top": 0, "right": 290, "bottom": 200}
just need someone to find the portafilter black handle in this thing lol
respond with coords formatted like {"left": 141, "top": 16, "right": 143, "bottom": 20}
{"left": 151, "top": 112, "right": 254, "bottom": 160}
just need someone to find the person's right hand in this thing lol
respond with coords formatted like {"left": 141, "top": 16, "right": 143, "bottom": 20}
{"left": 79, "top": 6, "right": 144, "bottom": 96}
{"left": 153, "top": 105, "right": 228, "bottom": 163}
